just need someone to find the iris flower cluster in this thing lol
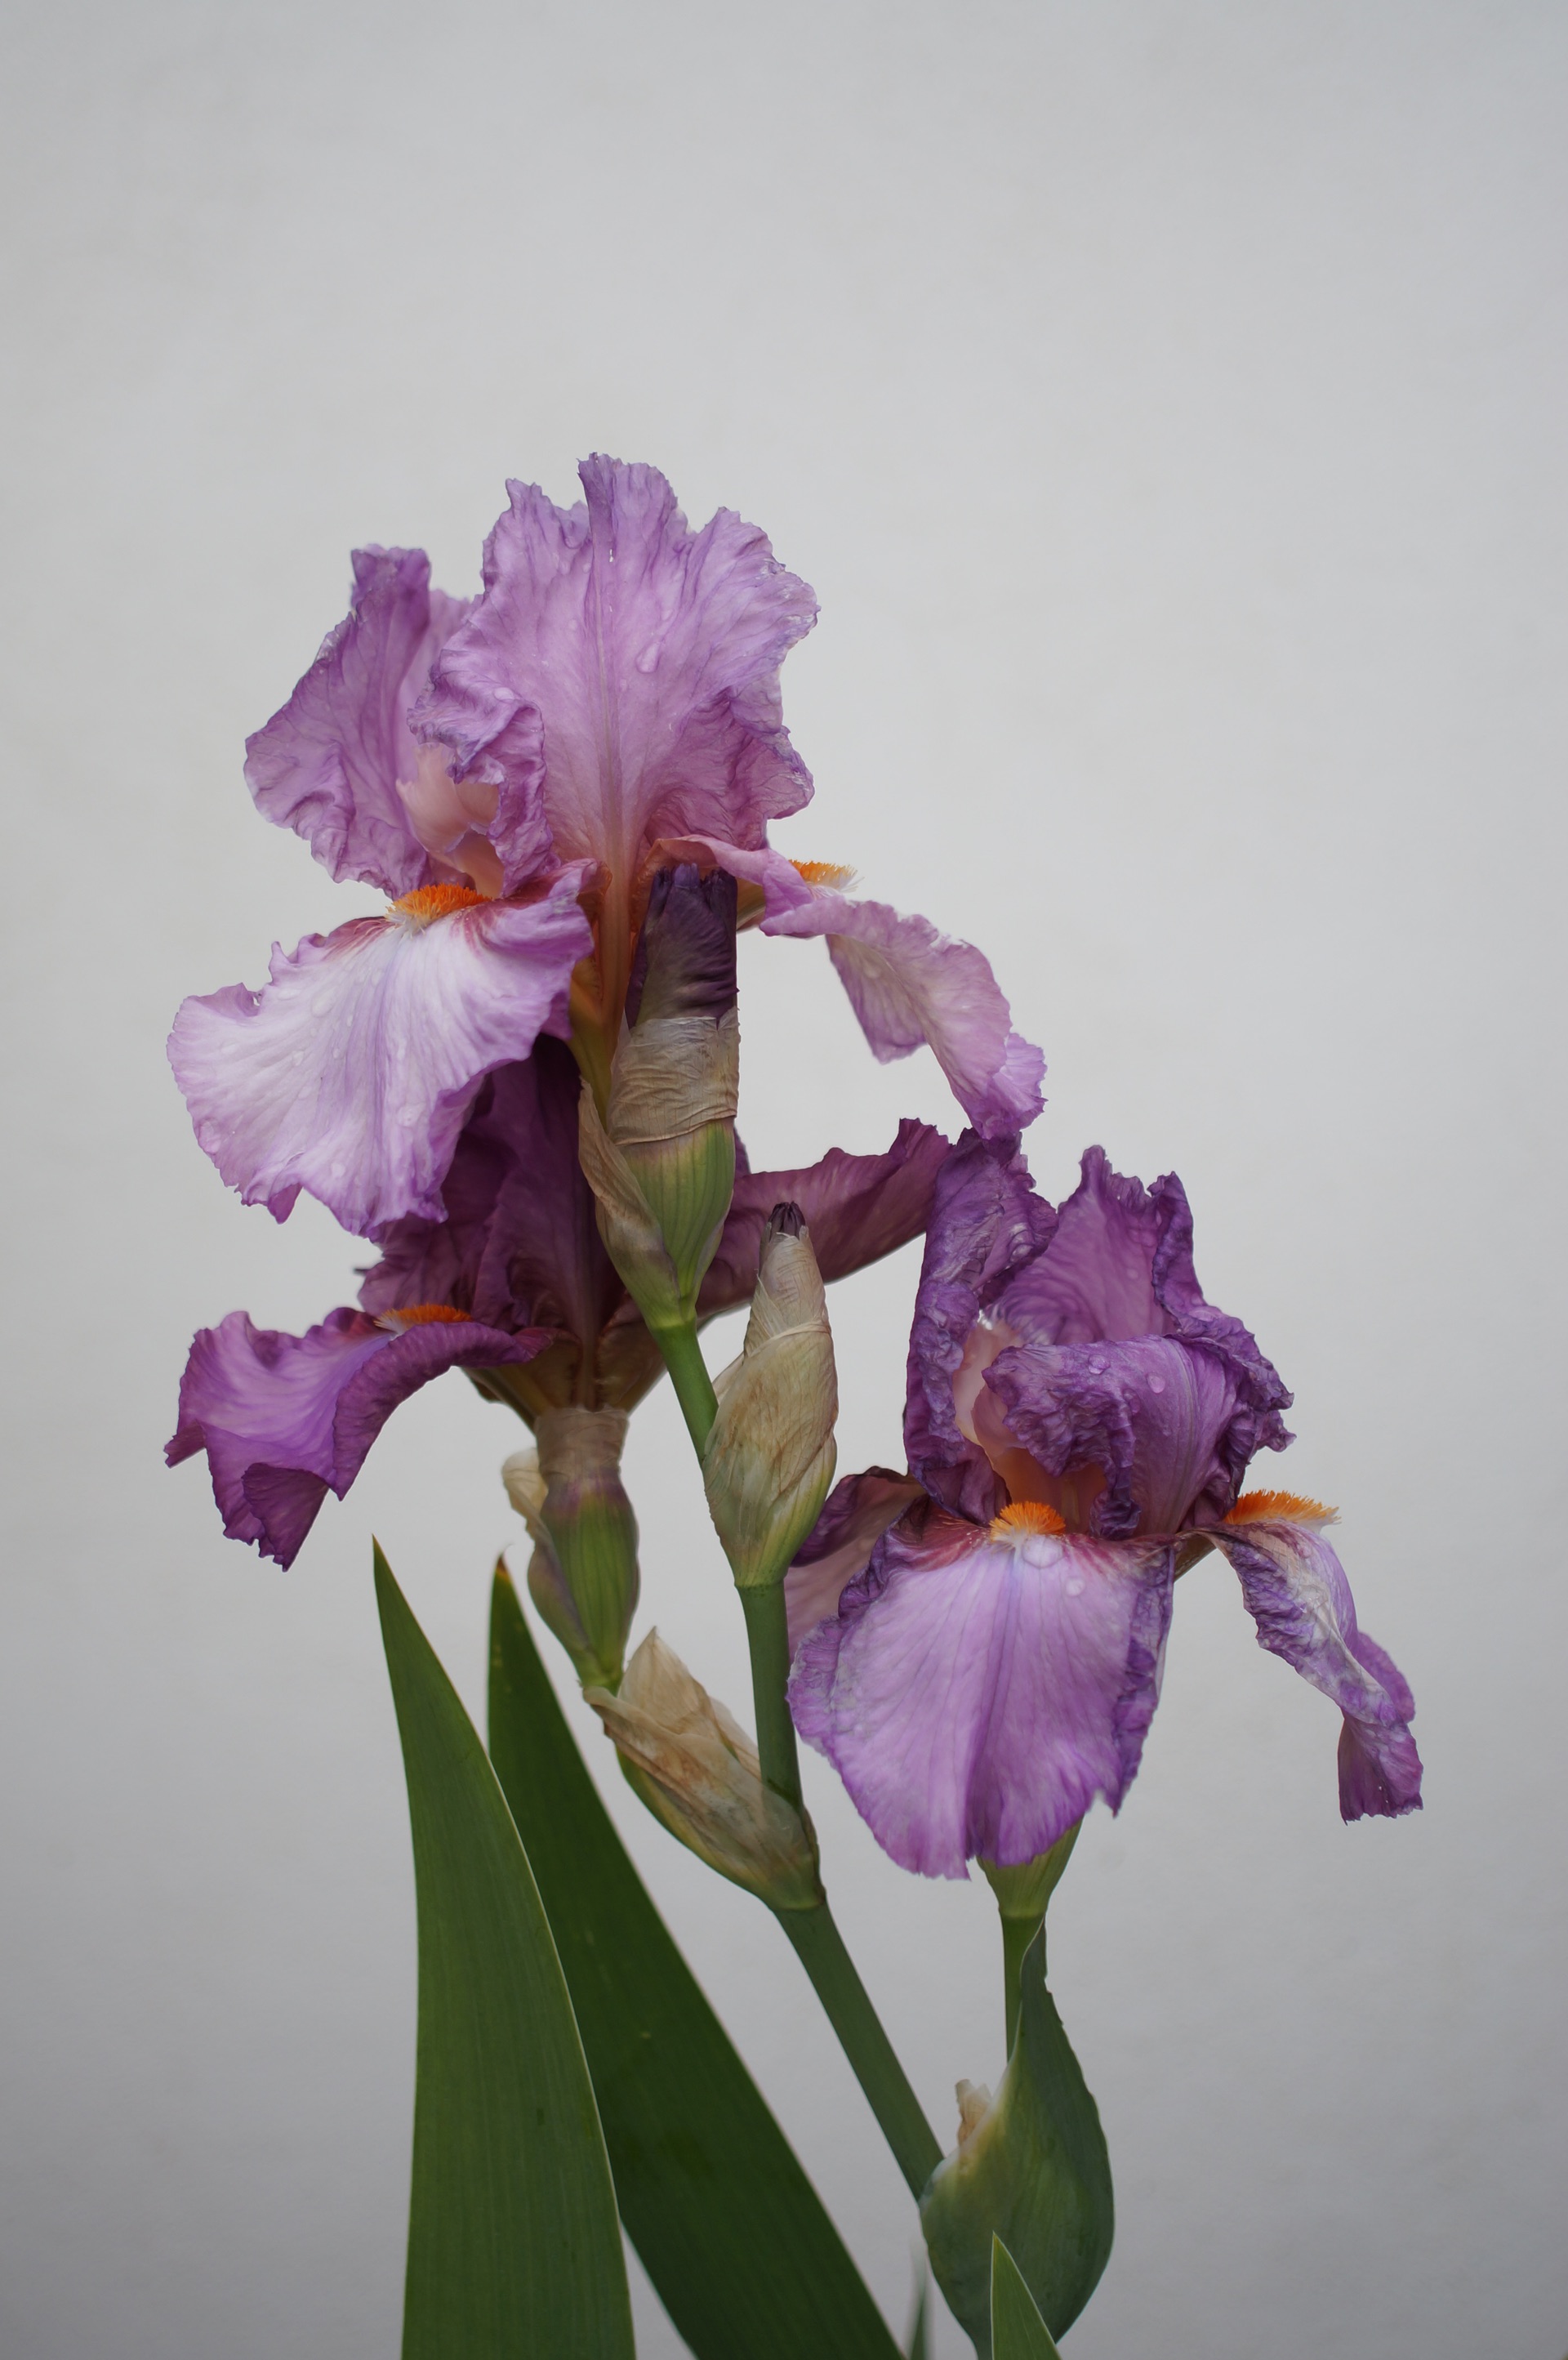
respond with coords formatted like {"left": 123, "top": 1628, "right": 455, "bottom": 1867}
{"left": 168, "top": 454, "right": 1420, "bottom": 2348}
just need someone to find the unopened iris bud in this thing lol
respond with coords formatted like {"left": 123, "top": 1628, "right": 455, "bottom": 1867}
{"left": 501, "top": 1406, "right": 638, "bottom": 1689}
{"left": 577, "top": 864, "right": 739, "bottom": 1336}
{"left": 586, "top": 1630, "right": 822, "bottom": 1911}
{"left": 703, "top": 1205, "right": 837, "bottom": 1590}
{"left": 980, "top": 1822, "right": 1081, "bottom": 1928}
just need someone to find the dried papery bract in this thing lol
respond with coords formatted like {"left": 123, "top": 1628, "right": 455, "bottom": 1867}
{"left": 587, "top": 1631, "right": 822, "bottom": 1910}
{"left": 705, "top": 1207, "right": 837, "bottom": 1591}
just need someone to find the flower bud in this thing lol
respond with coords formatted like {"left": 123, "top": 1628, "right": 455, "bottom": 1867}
{"left": 980, "top": 1822, "right": 1081, "bottom": 1927}
{"left": 577, "top": 865, "right": 739, "bottom": 1336}
{"left": 586, "top": 1630, "right": 822, "bottom": 1910}
{"left": 703, "top": 1206, "right": 837, "bottom": 1590}
{"left": 501, "top": 1406, "right": 638, "bottom": 1689}
{"left": 919, "top": 1925, "right": 1112, "bottom": 2352}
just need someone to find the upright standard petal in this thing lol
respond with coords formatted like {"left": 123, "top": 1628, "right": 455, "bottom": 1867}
{"left": 763, "top": 886, "right": 1045, "bottom": 1142}
{"left": 244, "top": 547, "right": 480, "bottom": 898}
{"left": 790, "top": 1502, "right": 1175, "bottom": 1878}
{"left": 905, "top": 1131, "right": 1058, "bottom": 1524}
{"left": 698, "top": 1118, "right": 951, "bottom": 1316}
{"left": 167, "top": 1306, "right": 545, "bottom": 1567}
{"left": 419, "top": 457, "right": 818, "bottom": 882}
{"left": 1209, "top": 1501, "right": 1423, "bottom": 1819}
{"left": 168, "top": 872, "right": 594, "bottom": 1238}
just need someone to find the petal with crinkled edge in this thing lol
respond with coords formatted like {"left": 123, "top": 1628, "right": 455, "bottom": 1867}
{"left": 790, "top": 1502, "right": 1174, "bottom": 1878}
{"left": 1208, "top": 1516, "right": 1422, "bottom": 1819}
{"left": 783, "top": 1467, "right": 924, "bottom": 1654}
{"left": 168, "top": 870, "right": 593, "bottom": 1238}
{"left": 699, "top": 1118, "right": 951, "bottom": 1316}
{"left": 419, "top": 457, "right": 818, "bottom": 881}
{"left": 762, "top": 887, "right": 1045, "bottom": 1142}
{"left": 167, "top": 1307, "right": 546, "bottom": 1567}
{"left": 904, "top": 1132, "right": 1058, "bottom": 1524}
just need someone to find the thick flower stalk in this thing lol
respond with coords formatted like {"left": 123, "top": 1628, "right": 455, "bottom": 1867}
{"left": 788, "top": 1134, "right": 1423, "bottom": 1880}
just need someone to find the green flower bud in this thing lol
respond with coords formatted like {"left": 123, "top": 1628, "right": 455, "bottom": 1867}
{"left": 919, "top": 1925, "right": 1113, "bottom": 2353}
{"left": 577, "top": 865, "right": 739, "bottom": 1336}
{"left": 980, "top": 1822, "right": 1081, "bottom": 1927}
{"left": 702, "top": 1206, "right": 837, "bottom": 1589}
{"left": 586, "top": 1630, "right": 822, "bottom": 1911}
{"left": 501, "top": 1406, "right": 638, "bottom": 1689}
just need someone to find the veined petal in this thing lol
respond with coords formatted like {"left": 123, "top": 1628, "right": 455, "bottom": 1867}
{"left": 789, "top": 1503, "right": 1174, "bottom": 1878}
{"left": 419, "top": 457, "right": 818, "bottom": 881}
{"left": 699, "top": 1118, "right": 951, "bottom": 1316}
{"left": 168, "top": 871, "right": 593, "bottom": 1238}
{"left": 1208, "top": 1515, "right": 1423, "bottom": 1819}
{"left": 763, "top": 887, "right": 1045, "bottom": 1142}
{"left": 782, "top": 1466, "right": 924, "bottom": 1654}
{"left": 167, "top": 1306, "right": 546, "bottom": 1567}
{"left": 906, "top": 1132, "right": 1057, "bottom": 1523}
{"left": 244, "top": 547, "right": 472, "bottom": 898}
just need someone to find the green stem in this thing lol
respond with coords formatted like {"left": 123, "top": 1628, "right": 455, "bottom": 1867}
{"left": 739, "top": 1584, "right": 803, "bottom": 1812}
{"left": 1000, "top": 1915, "right": 1035, "bottom": 2057}
{"left": 653, "top": 1319, "right": 718, "bottom": 1452}
{"left": 777, "top": 1904, "right": 942, "bottom": 2199}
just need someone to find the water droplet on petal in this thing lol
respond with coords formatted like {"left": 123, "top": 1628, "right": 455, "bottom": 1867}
{"left": 1147, "top": 1373, "right": 1166, "bottom": 1394}
{"left": 635, "top": 640, "right": 661, "bottom": 674}
{"left": 1065, "top": 1575, "right": 1085, "bottom": 1597}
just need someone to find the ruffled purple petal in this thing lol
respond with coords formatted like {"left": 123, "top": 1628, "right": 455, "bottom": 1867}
{"left": 782, "top": 1468, "right": 925, "bottom": 1654}
{"left": 167, "top": 1307, "right": 546, "bottom": 1567}
{"left": 1208, "top": 1517, "right": 1423, "bottom": 1819}
{"left": 969, "top": 1149, "right": 1294, "bottom": 1532}
{"left": 361, "top": 1041, "right": 621, "bottom": 1348}
{"left": 243, "top": 547, "right": 486, "bottom": 899}
{"left": 762, "top": 887, "right": 1044, "bottom": 1141}
{"left": 790, "top": 1502, "right": 1174, "bottom": 1878}
{"left": 168, "top": 872, "right": 594, "bottom": 1239}
{"left": 418, "top": 457, "right": 818, "bottom": 884}
{"left": 904, "top": 1133, "right": 1058, "bottom": 1524}
{"left": 699, "top": 1119, "right": 951, "bottom": 1316}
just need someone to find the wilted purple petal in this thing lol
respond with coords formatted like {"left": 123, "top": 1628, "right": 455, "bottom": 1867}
{"left": 419, "top": 457, "right": 817, "bottom": 885}
{"left": 700, "top": 1119, "right": 951, "bottom": 1316}
{"left": 904, "top": 1132, "right": 1057, "bottom": 1524}
{"left": 167, "top": 1306, "right": 545, "bottom": 1567}
{"left": 783, "top": 1467, "right": 924, "bottom": 1654}
{"left": 764, "top": 887, "right": 1045, "bottom": 1142}
{"left": 1209, "top": 1512, "right": 1422, "bottom": 1819}
{"left": 790, "top": 1502, "right": 1174, "bottom": 1878}
{"left": 168, "top": 872, "right": 593, "bottom": 1239}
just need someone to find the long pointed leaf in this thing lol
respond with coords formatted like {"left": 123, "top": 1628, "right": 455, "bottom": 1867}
{"left": 991, "top": 2239, "right": 1062, "bottom": 2359}
{"left": 488, "top": 1562, "right": 901, "bottom": 2359}
{"left": 376, "top": 1546, "right": 635, "bottom": 2360}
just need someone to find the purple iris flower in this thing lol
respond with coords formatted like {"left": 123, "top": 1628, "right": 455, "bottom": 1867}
{"left": 170, "top": 1033, "right": 950, "bottom": 1567}
{"left": 788, "top": 1135, "right": 1422, "bottom": 1878}
{"left": 172, "top": 461, "right": 1039, "bottom": 1242}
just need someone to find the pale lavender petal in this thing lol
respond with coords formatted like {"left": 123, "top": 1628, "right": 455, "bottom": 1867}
{"left": 168, "top": 871, "right": 593, "bottom": 1238}
{"left": 167, "top": 1307, "right": 545, "bottom": 1567}
{"left": 419, "top": 457, "right": 817, "bottom": 884}
{"left": 782, "top": 1468, "right": 924, "bottom": 1654}
{"left": 699, "top": 1119, "right": 951, "bottom": 1316}
{"left": 244, "top": 547, "right": 474, "bottom": 899}
{"left": 1208, "top": 1517, "right": 1422, "bottom": 1819}
{"left": 904, "top": 1132, "right": 1057, "bottom": 1524}
{"left": 763, "top": 887, "right": 1044, "bottom": 1142}
{"left": 790, "top": 1504, "right": 1174, "bottom": 1878}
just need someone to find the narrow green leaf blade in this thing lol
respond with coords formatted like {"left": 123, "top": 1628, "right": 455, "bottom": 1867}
{"left": 488, "top": 1562, "right": 902, "bottom": 2360}
{"left": 375, "top": 1546, "right": 635, "bottom": 2360}
{"left": 991, "top": 2238, "right": 1062, "bottom": 2359}
{"left": 905, "top": 2260, "right": 931, "bottom": 2359}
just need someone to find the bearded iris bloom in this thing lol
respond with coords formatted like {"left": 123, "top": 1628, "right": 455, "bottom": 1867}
{"left": 172, "top": 462, "right": 1039, "bottom": 1242}
{"left": 787, "top": 1135, "right": 1422, "bottom": 1878}
{"left": 169, "top": 1035, "right": 949, "bottom": 1567}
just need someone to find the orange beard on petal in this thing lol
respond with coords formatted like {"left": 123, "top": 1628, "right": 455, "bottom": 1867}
{"left": 1223, "top": 1489, "right": 1337, "bottom": 1526}
{"left": 989, "top": 1500, "right": 1068, "bottom": 1541}
{"left": 378, "top": 1304, "right": 473, "bottom": 1329}
{"left": 388, "top": 883, "right": 490, "bottom": 927}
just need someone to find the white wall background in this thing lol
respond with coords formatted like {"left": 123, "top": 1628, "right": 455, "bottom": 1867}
{"left": 2, "top": 2, "right": 1563, "bottom": 2353}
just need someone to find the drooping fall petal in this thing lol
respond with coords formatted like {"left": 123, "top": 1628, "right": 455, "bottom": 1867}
{"left": 168, "top": 872, "right": 593, "bottom": 1238}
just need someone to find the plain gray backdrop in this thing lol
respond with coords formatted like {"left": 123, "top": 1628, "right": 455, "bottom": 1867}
{"left": 2, "top": 2, "right": 1563, "bottom": 2353}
